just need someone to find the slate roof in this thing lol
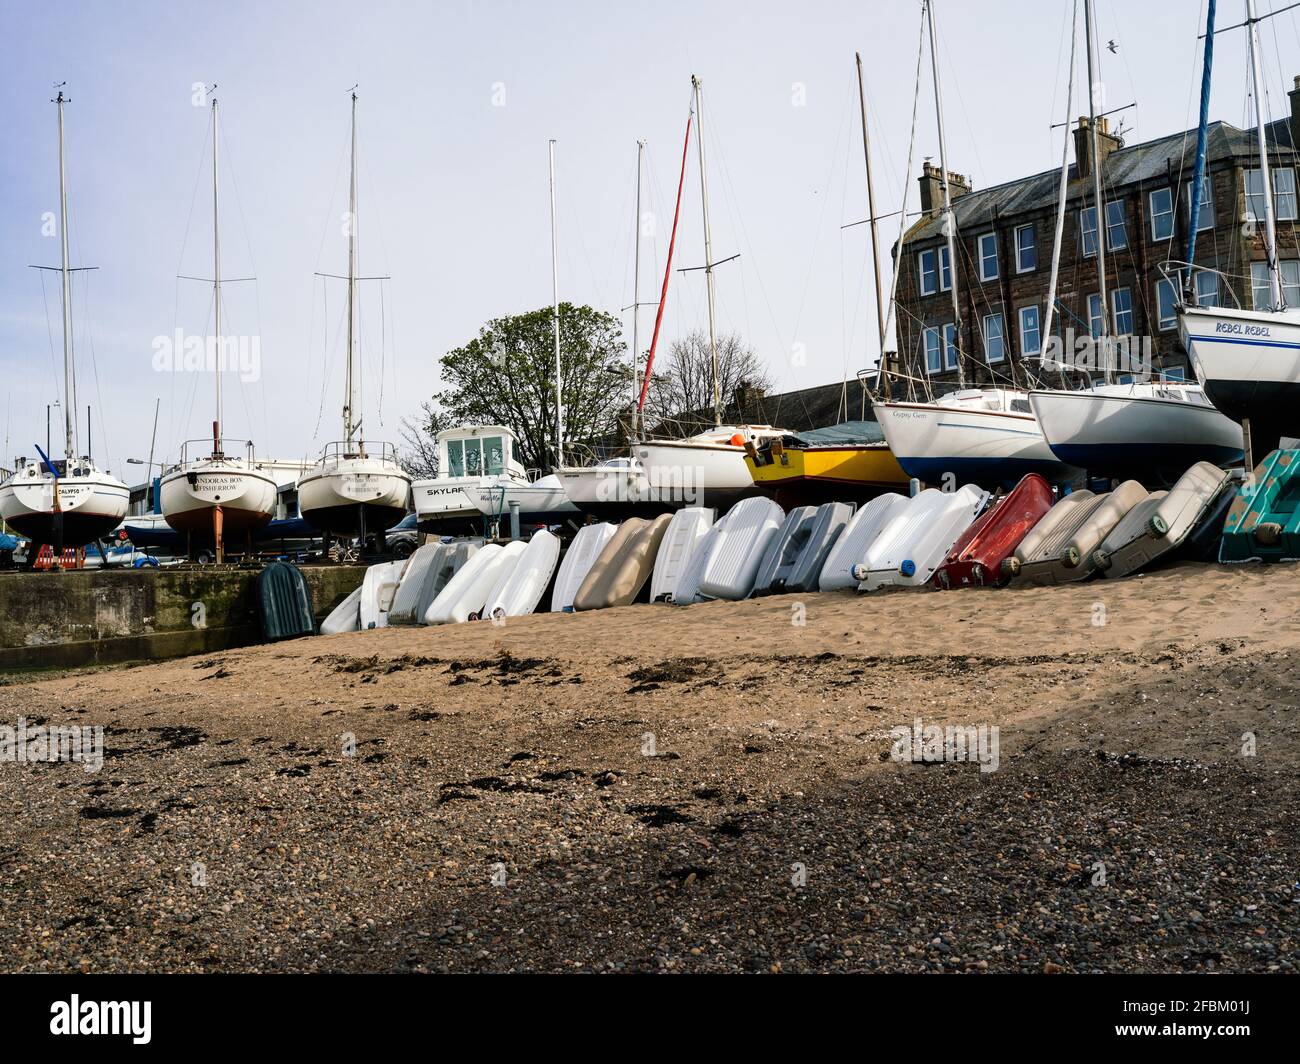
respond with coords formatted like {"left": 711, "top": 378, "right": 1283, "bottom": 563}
{"left": 905, "top": 117, "right": 1299, "bottom": 245}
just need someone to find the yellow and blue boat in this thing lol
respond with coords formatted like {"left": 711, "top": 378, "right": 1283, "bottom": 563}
{"left": 744, "top": 421, "right": 910, "bottom": 510}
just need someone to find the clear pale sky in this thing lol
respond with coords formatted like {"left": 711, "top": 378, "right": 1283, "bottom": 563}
{"left": 1, "top": 0, "right": 1294, "bottom": 479}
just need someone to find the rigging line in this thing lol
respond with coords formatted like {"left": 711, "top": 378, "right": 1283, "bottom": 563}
{"left": 38, "top": 267, "right": 59, "bottom": 402}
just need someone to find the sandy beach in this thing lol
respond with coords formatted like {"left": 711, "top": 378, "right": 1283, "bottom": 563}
{"left": 1, "top": 562, "right": 1296, "bottom": 973}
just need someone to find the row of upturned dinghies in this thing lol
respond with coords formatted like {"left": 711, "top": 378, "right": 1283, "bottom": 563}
{"left": 253, "top": 448, "right": 1300, "bottom": 640}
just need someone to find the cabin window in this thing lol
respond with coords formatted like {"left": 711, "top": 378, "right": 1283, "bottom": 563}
{"left": 1015, "top": 224, "right": 1036, "bottom": 272}
{"left": 943, "top": 322, "right": 959, "bottom": 370}
{"left": 463, "top": 438, "right": 483, "bottom": 476}
{"left": 1112, "top": 286, "right": 1133, "bottom": 336}
{"left": 1184, "top": 180, "right": 1215, "bottom": 231}
{"left": 924, "top": 327, "right": 942, "bottom": 374}
{"left": 1087, "top": 293, "right": 1104, "bottom": 338}
{"left": 977, "top": 233, "right": 999, "bottom": 281}
{"left": 1162, "top": 366, "right": 1187, "bottom": 382}
{"left": 1156, "top": 278, "right": 1178, "bottom": 329}
{"left": 1018, "top": 305, "right": 1041, "bottom": 356}
{"left": 1080, "top": 206, "right": 1098, "bottom": 256}
{"left": 1194, "top": 271, "right": 1219, "bottom": 307}
{"left": 1105, "top": 200, "right": 1127, "bottom": 250}
{"left": 482, "top": 436, "right": 505, "bottom": 475}
{"left": 446, "top": 438, "right": 465, "bottom": 477}
{"left": 1010, "top": 399, "right": 1032, "bottom": 413}
{"left": 983, "top": 312, "right": 1006, "bottom": 363}
{"left": 1149, "top": 188, "right": 1174, "bottom": 241}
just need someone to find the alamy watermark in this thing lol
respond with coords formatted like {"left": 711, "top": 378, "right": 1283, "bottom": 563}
{"left": 151, "top": 329, "right": 261, "bottom": 382}
{"left": 0, "top": 716, "right": 103, "bottom": 773}
{"left": 890, "top": 718, "right": 1000, "bottom": 773}
{"left": 1042, "top": 327, "right": 1155, "bottom": 381}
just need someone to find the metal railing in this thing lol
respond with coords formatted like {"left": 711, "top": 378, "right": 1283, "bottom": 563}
{"left": 168, "top": 438, "right": 258, "bottom": 473}
{"left": 313, "top": 439, "right": 404, "bottom": 471}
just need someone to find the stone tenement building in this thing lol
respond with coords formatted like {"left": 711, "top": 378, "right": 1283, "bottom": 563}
{"left": 893, "top": 78, "right": 1300, "bottom": 390}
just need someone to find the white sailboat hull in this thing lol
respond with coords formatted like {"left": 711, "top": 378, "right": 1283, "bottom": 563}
{"left": 0, "top": 464, "right": 129, "bottom": 547}
{"left": 160, "top": 458, "right": 277, "bottom": 541}
{"left": 299, "top": 457, "right": 411, "bottom": 537}
{"left": 1180, "top": 304, "right": 1300, "bottom": 451}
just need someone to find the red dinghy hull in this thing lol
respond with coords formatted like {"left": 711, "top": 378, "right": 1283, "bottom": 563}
{"left": 933, "top": 473, "right": 1055, "bottom": 588}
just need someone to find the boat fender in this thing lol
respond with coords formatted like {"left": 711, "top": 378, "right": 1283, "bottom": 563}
{"left": 1255, "top": 522, "right": 1283, "bottom": 546}
{"left": 1092, "top": 550, "right": 1112, "bottom": 572}
{"left": 969, "top": 562, "right": 985, "bottom": 585}
{"left": 132, "top": 556, "right": 159, "bottom": 568}
{"left": 850, "top": 563, "right": 869, "bottom": 582}
{"left": 935, "top": 569, "right": 950, "bottom": 590}
{"left": 899, "top": 559, "right": 916, "bottom": 577}
{"left": 1000, "top": 556, "right": 1021, "bottom": 580}
{"left": 729, "top": 434, "right": 745, "bottom": 447}
{"left": 1061, "top": 546, "right": 1081, "bottom": 568}
{"left": 1148, "top": 513, "right": 1170, "bottom": 537}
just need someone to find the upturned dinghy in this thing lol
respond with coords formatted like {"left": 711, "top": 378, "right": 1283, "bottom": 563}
{"left": 1219, "top": 449, "right": 1300, "bottom": 563}
{"left": 650, "top": 507, "right": 715, "bottom": 601}
{"left": 484, "top": 529, "right": 561, "bottom": 618}
{"left": 320, "top": 585, "right": 363, "bottom": 635}
{"left": 387, "top": 543, "right": 448, "bottom": 625}
{"left": 933, "top": 473, "right": 1054, "bottom": 589}
{"left": 672, "top": 521, "right": 725, "bottom": 605}
{"left": 551, "top": 522, "right": 617, "bottom": 612}
{"left": 359, "top": 560, "right": 407, "bottom": 629}
{"left": 424, "top": 542, "right": 520, "bottom": 624}
{"left": 856, "top": 485, "right": 988, "bottom": 591}
{"left": 697, "top": 496, "right": 785, "bottom": 600}
{"left": 574, "top": 513, "right": 672, "bottom": 611}
{"left": 258, "top": 562, "right": 315, "bottom": 640}
{"left": 752, "top": 506, "right": 818, "bottom": 596}
{"left": 1093, "top": 462, "right": 1232, "bottom": 578}
{"left": 1009, "top": 481, "right": 1147, "bottom": 585}
{"left": 784, "top": 502, "right": 853, "bottom": 593}
{"left": 818, "top": 493, "right": 908, "bottom": 591}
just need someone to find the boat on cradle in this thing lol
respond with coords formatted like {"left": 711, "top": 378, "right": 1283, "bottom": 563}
{"left": 299, "top": 91, "right": 411, "bottom": 545}
{"left": 932, "top": 473, "right": 1054, "bottom": 589}
{"left": 0, "top": 90, "right": 128, "bottom": 551}
{"left": 745, "top": 421, "right": 909, "bottom": 509}
{"left": 854, "top": 485, "right": 988, "bottom": 591}
{"left": 1219, "top": 448, "right": 1300, "bottom": 562}
{"left": 557, "top": 457, "right": 657, "bottom": 521}
{"left": 1092, "top": 462, "right": 1232, "bottom": 578}
{"left": 1029, "top": 382, "right": 1243, "bottom": 486}
{"left": 631, "top": 425, "right": 791, "bottom": 512}
{"left": 413, "top": 426, "right": 567, "bottom": 534}
{"left": 874, "top": 389, "right": 1076, "bottom": 490}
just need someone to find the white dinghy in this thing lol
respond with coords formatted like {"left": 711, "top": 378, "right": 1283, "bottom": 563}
{"left": 551, "top": 522, "right": 617, "bottom": 612}
{"left": 671, "top": 520, "right": 725, "bottom": 605}
{"left": 856, "top": 485, "right": 988, "bottom": 591}
{"left": 651, "top": 507, "right": 715, "bottom": 602}
{"left": 359, "top": 560, "right": 407, "bottom": 629}
{"left": 818, "top": 493, "right": 908, "bottom": 591}
{"left": 425, "top": 542, "right": 518, "bottom": 624}
{"left": 697, "top": 496, "right": 785, "bottom": 601}
{"left": 484, "top": 529, "right": 561, "bottom": 619}
{"left": 320, "top": 585, "right": 363, "bottom": 635}
{"left": 387, "top": 543, "right": 448, "bottom": 625}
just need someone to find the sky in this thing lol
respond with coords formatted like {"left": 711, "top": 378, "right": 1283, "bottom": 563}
{"left": 1, "top": 0, "right": 1297, "bottom": 481}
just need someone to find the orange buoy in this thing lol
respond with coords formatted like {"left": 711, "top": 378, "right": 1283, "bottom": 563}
{"left": 729, "top": 433, "right": 744, "bottom": 447}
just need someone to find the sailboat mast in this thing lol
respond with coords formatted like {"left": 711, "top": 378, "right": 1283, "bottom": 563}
{"left": 344, "top": 90, "right": 358, "bottom": 450}
{"left": 212, "top": 96, "right": 223, "bottom": 452}
{"left": 926, "top": 1, "right": 965, "bottom": 389}
{"left": 692, "top": 75, "right": 723, "bottom": 427}
{"left": 855, "top": 53, "right": 889, "bottom": 400}
{"left": 56, "top": 90, "right": 77, "bottom": 460}
{"left": 1084, "top": 0, "right": 1111, "bottom": 379}
{"left": 1246, "top": 0, "right": 1283, "bottom": 308}
{"left": 1042, "top": 0, "right": 1079, "bottom": 355}
{"left": 549, "top": 138, "right": 563, "bottom": 467}
{"left": 631, "top": 139, "right": 645, "bottom": 442}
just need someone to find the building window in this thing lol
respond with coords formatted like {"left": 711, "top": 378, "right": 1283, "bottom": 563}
{"left": 1246, "top": 168, "right": 1299, "bottom": 221}
{"left": 1194, "top": 271, "right": 1219, "bottom": 307}
{"left": 1080, "top": 206, "right": 1098, "bottom": 256}
{"left": 1252, "top": 262, "right": 1273, "bottom": 310}
{"left": 1149, "top": 188, "right": 1174, "bottom": 241}
{"left": 1015, "top": 224, "right": 1036, "bottom": 272}
{"left": 1278, "top": 169, "right": 1298, "bottom": 220}
{"left": 1105, "top": 200, "right": 1127, "bottom": 250}
{"left": 1087, "top": 293, "right": 1104, "bottom": 338}
{"left": 1184, "top": 180, "right": 1215, "bottom": 231}
{"left": 1019, "top": 305, "right": 1041, "bottom": 356}
{"left": 983, "top": 312, "right": 1006, "bottom": 363}
{"left": 918, "top": 246, "right": 952, "bottom": 296}
{"left": 924, "top": 326, "right": 942, "bottom": 374}
{"left": 1111, "top": 286, "right": 1133, "bottom": 335}
{"left": 977, "top": 233, "right": 999, "bottom": 281}
{"left": 1284, "top": 260, "right": 1300, "bottom": 306}
{"left": 1156, "top": 278, "right": 1178, "bottom": 330}
{"left": 943, "top": 322, "right": 959, "bottom": 371}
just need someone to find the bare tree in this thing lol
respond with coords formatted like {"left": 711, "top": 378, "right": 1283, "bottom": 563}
{"left": 399, "top": 400, "right": 449, "bottom": 479}
{"left": 642, "top": 330, "right": 773, "bottom": 434}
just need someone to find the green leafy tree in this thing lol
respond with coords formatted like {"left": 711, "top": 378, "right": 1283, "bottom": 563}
{"left": 423, "top": 304, "right": 628, "bottom": 472}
